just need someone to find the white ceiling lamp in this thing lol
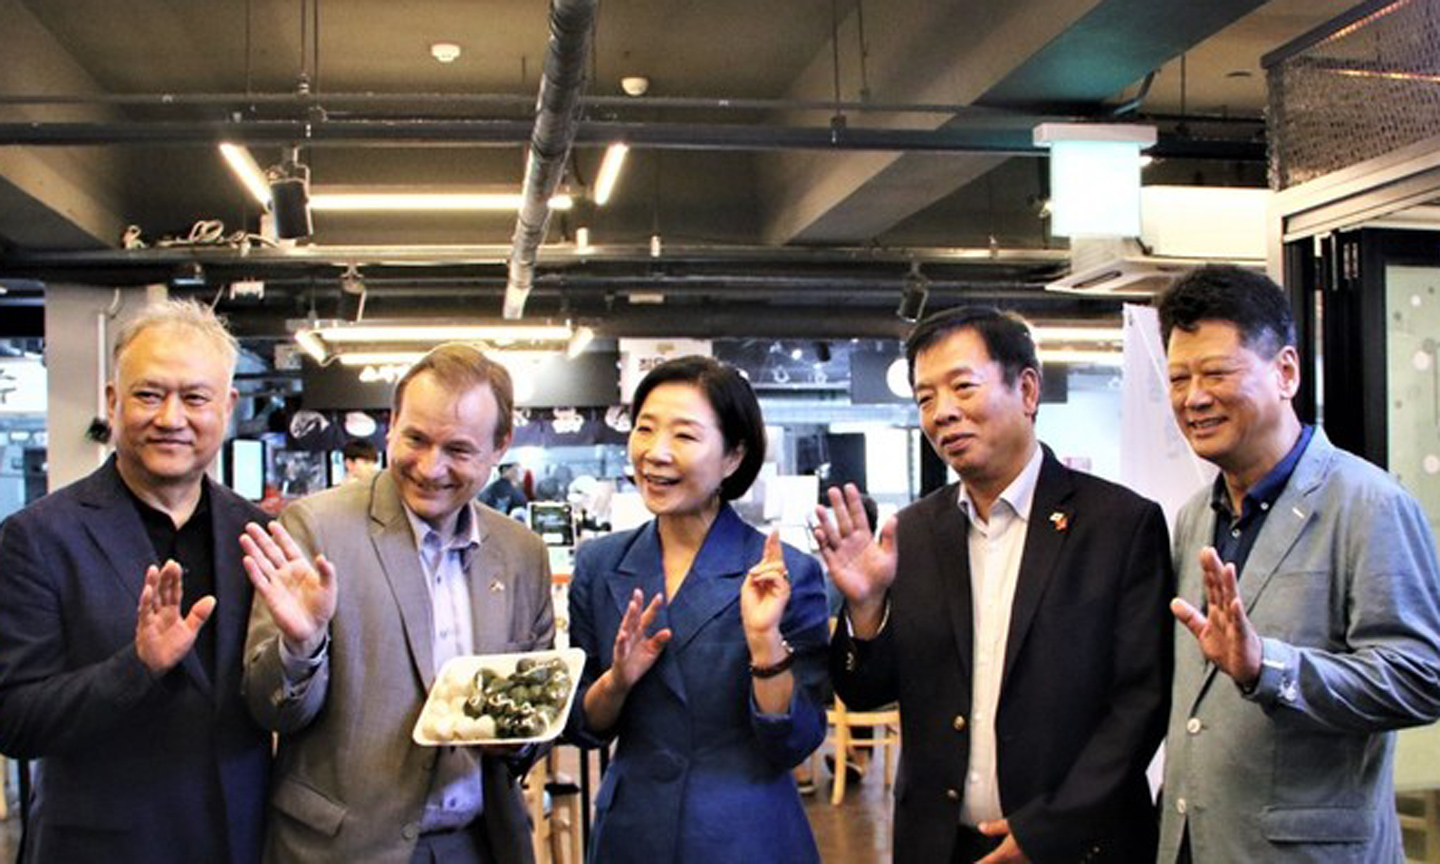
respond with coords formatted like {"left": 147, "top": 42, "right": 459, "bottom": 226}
{"left": 309, "top": 190, "right": 573, "bottom": 211}
{"left": 219, "top": 142, "right": 272, "bottom": 207}
{"left": 294, "top": 320, "right": 576, "bottom": 365}
{"left": 1030, "top": 325, "right": 1124, "bottom": 344}
{"left": 593, "top": 143, "right": 629, "bottom": 206}
{"left": 218, "top": 145, "right": 572, "bottom": 213}
{"left": 1038, "top": 348, "right": 1124, "bottom": 367}
{"left": 430, "top": 42, "right": 462, "bottom": 64}
{"left": 1033, "top": 123, "right": 1156, "bottom": 238}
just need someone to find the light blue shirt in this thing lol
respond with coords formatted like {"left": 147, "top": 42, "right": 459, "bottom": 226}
{"left": 402, "top": 502, "right": 485, "bottom": 833}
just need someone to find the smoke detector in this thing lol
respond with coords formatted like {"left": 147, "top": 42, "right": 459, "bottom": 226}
{"left": 620, "top": 76, "right": 650, "bottom": 97}
{"left": 430, "top": 42, "right": 462, "bottom": 64}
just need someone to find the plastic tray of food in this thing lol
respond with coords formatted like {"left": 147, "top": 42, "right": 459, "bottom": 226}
{"left": 412, "top": 647, "right": 585, "bottom": 746}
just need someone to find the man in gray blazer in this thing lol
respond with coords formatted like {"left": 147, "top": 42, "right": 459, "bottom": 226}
{"left": 242, "top": 343, "right": 553, "bottom": 863}
{"left": 1157, "top": 265, "right": 1440, "bottom": 862}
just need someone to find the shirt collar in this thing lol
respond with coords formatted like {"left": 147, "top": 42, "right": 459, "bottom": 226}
{"left": 957, "top": 442, "right": 1043, "bottom": 524}
{"left": 1210, "top": 423, "right": 1315, "bottom": 518}
{"left": 401, "top": 499, "right": 480, "bottom": 553}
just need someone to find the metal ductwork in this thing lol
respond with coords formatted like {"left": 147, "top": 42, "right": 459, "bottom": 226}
{"left": 505, "top": 0, "right": 598, "bottom": 320}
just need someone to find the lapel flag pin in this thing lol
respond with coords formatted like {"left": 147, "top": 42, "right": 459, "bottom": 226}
{"left": 1049, "top": 511, "right": 1069, "bottom": 533}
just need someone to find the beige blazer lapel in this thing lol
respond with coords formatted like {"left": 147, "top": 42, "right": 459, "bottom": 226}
{"left": 466, "top": 506, "right": 528, "bottom": 653}
{"left": 368, "top": 472, "right": 437, "bottom": 689}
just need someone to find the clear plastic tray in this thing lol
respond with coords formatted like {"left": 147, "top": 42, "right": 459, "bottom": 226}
{"left": 412, "top": 647, "right": 585, "bottom": 746}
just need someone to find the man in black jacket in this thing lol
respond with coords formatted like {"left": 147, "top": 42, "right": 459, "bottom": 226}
{"left": 815, "top": 307, "right": 1173, "bottom": 863}
{"left": 0, "top": 299, "right": 270, "bottom": 863}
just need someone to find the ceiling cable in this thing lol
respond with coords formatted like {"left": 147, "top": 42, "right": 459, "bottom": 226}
{"left": 830, "top": 0, "right": 845, "bottom": 128}
{"left": 856, "top": 0, "right": 871, "bottom": 102}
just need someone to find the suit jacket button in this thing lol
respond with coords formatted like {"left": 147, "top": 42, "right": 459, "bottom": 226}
{"left": 953, "top": 715, "right": 966, "bottom": 731}
{"left": 402, "top": 823, "right": 419, "bottom": 840}
{"left": 946, "top": 788, "right": 960, "bottom": 801}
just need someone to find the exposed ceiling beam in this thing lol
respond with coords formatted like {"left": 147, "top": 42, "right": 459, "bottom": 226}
{"left": 761, "top": 0, "right": 1270, "bottom": 244}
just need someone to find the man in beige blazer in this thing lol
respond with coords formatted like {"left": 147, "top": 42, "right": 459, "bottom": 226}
{"left": 242, "top": 344, "right": 553, "bottom": 863}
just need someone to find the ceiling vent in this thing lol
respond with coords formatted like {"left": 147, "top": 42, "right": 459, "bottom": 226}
{"left": 1045, "top": 186, "right": 1270, "bottom": 297}
{"left": 1045, "top": 237, "right": 1191, "bottom": 297}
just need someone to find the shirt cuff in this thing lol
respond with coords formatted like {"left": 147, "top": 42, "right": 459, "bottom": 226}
{"left": 1241, "top": 637, "right": 1298, "bottom": 710}
{"left": 843, "top": 596, "right": 891, "bottom": 642}
{"left": 278, "top": 633, "right": 329, "bottom": 689}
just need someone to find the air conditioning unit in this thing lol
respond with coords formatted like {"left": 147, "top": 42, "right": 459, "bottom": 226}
{"left": 1045, "top": 186, "right": 1271, "bottom": 297}
{"left": 1045, "top": 238, "right": 1193, "bottom": 296}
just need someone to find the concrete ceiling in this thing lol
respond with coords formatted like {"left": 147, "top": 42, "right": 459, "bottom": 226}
{"left": 0, "top": 0, "right": 1360, "bottom": 337}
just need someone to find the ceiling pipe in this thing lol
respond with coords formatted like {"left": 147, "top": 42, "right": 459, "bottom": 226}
{"left": 0, "top": 120, "right": 1263, "bottom": 161}
{"left": 505, "top": 0, "right": 598, "bottom": 320}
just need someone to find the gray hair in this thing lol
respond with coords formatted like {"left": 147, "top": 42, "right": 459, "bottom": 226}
{"left": 111, "top": 298, "right": 240, "bottom": 380}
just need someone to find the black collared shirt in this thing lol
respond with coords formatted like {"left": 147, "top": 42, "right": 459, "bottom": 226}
{"left": 126, "top": 481, "right": 217, "bottom": 675}
{"left": 1210, "top": 424, "right": 1315, "bottom": 577}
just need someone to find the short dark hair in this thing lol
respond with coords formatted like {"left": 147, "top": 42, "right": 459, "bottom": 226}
{"left": 904, "top": 305, "right": 1040, "bottom": 388}
{"left": 1157, "top": 265, "right": 1296, "bottom": 358}
{"left": 342, "top": 439, "right": 379, "bottom": 462}
{"left": 392, "top": 342, "right": 514, "bottom": 448}
{"left": 630, "top": 355, "right": 766, "bottom": 501}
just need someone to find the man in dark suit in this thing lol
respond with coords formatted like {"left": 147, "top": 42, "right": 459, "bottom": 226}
{"left": 0, "top": 299, "right": 271, "bottom": 863}
{"left": 815, "top": 307, "right": 1173, "bottom": 863}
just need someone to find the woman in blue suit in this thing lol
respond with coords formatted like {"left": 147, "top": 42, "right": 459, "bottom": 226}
{"left": 567, "top": 356, "right": 829, "bottom": 863}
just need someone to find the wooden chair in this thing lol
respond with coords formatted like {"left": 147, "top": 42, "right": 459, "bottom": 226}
{"left": 1400, "top": 790, "right": 1440, "bottom": 864}
{"left": 523, "top": 749, "right": 584, "bottom": 864}
{"left": 815, "top": 694, "right": 901, "bottom": 805}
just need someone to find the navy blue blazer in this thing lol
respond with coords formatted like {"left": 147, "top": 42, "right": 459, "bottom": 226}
{"left": 566, "top": 505, "right": 828, "bottom": 864}
{"left": 0, "top": 458, "right": 271, "bottom": 864}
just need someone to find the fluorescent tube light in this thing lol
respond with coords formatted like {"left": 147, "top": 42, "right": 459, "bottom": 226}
{"left": 308, "top": 192, "right": 573, "bottom": 212}
{"left": 219, "top": 143, "right": 272, "bottom": 207}
{"left": 314, "top": 323, "right": 574, "bottom": 343}
{"left": 1031, "top": 326, "right": 1124, "bottom": 344}
{"left": 594, "top": 143, "right": 629, "bottom": 206}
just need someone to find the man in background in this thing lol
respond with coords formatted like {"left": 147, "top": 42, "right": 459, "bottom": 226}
{"left": 1157, "top": 264, "right": 1440, "bottom": 862}
{"left": 0, "top": 299, "right": 270, "bottom": 863}
{"left": 479, "top": 461, "right": 528, "bottom": 515}
{"left": 243, "top": 343, "right": 553, "bottom": 863}
{"left": 340, "top": 438, "right": 380, "bottom": 485}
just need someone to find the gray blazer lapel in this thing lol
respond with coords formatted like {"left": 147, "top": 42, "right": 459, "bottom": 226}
{"left": 1235, "top": 433, "right": 1332, "bottom": 615}
{"left": 466, "top": 506, "right": 528, "bottom": 653}
{"left": 369, "top": 473, "right": 436, "bottom": 689}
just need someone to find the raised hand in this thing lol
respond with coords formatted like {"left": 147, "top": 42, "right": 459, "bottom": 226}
{"left": 241, "top": 521, "right": 337, "bottom": 658}
{"left": 135, "top": 559, "right": 215, "bottom": 674}
{"left": 741, "top": 530, "right": 790, "bottom": 643}
{"left": 1171, "top": 546, "right": 1263, "bottom": 687}
{"left": 812, "top": 483, "right": 897, "bottom": 636}
{"left": 610, "top": 588, "right": 671, "bottom": 692}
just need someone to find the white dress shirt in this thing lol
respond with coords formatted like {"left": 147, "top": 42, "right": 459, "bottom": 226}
{"left": 958, "top": 443, "right": 1042, "bottom": 827}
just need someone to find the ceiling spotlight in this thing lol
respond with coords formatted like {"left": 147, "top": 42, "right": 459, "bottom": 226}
{"left": 430, "top": 42, "right": 462, "bottom": 64}
{"left": 268, "top": 146, "right": 312, "bottom": 240}
{"left": 621, "top": 76, "right": 650, "bottom": 97}
{"left": 338, "top": 265, "right": 366, "bottom": 321}
{"left": 897, "top": 262, "right": 929, "bottom": 323}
